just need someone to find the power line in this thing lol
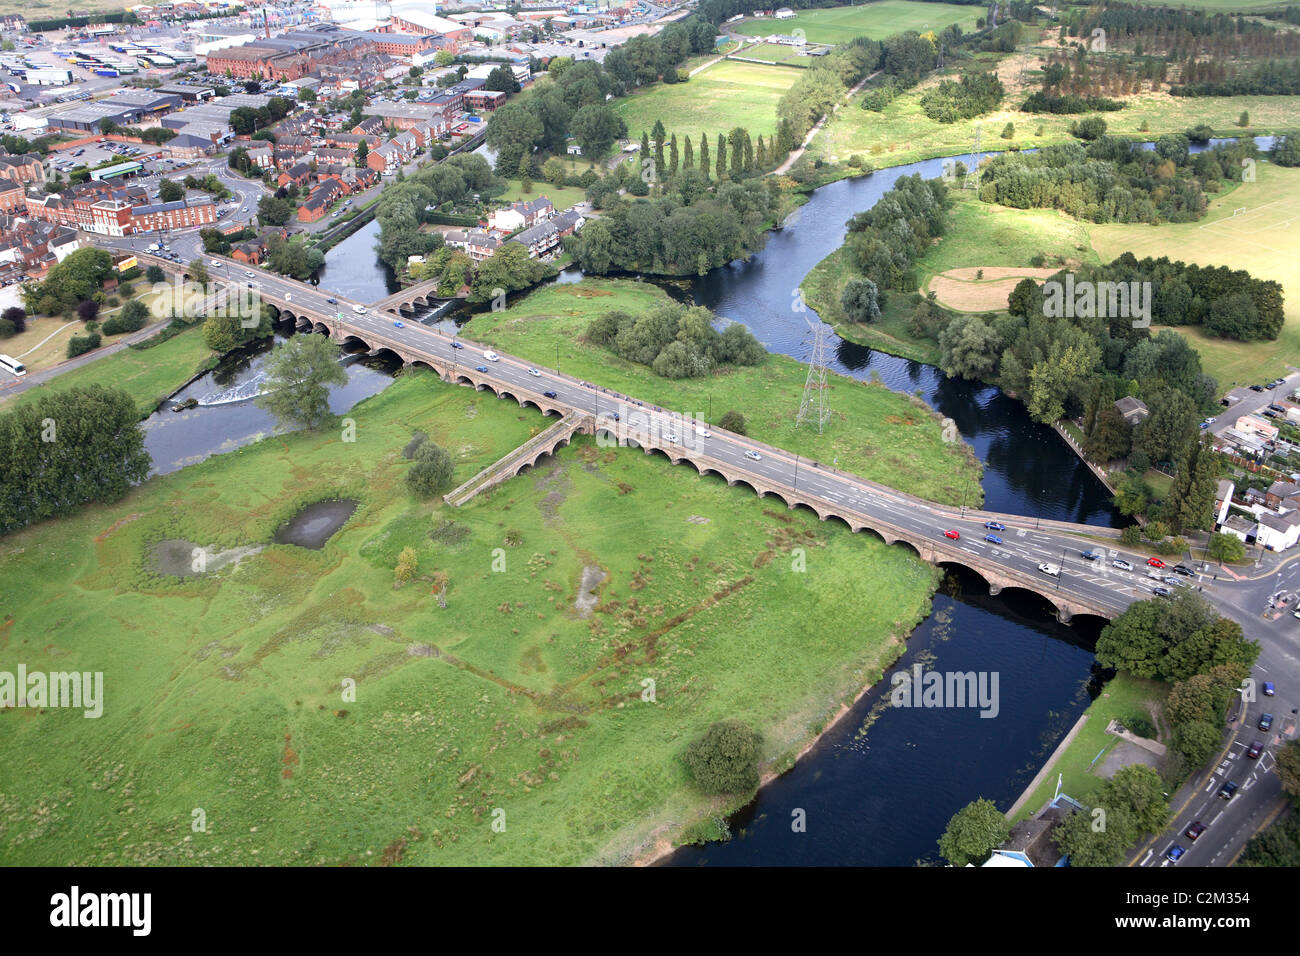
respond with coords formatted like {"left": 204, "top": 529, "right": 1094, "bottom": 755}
{"left": 796, "top": 318, "right": 831, "bottom": 434}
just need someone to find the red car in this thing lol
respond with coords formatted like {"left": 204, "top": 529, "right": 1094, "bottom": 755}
{"left": 943, "top": 529, "right": 960, "bottom": 540}
{"left": 1185, "top": 821, "right": 1206, "bottom": 841}
{"left": 1247, "top": 740, "right": 1264, "bottom": 759}
{"left": 1147, "top": 557, "right": 1165, "bottom": 569}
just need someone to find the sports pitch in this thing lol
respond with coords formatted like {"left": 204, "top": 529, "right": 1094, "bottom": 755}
{"left": 733, "top": 1, "right": 982, "bottom": 45}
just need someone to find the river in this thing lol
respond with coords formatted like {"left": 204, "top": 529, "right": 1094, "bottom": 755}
{"left": 140, "top": 142, "right": 1234, "bottom": 863}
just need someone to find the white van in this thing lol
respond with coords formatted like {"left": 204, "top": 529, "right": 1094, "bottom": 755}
{"left": 483, "top": 350, "right": 500, "bottom": 362}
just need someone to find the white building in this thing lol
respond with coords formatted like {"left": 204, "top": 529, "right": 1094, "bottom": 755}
{"left": 774, "top": 7, "right": 796, "bottom": 19}
{"left": 1257, "top": 510, "right": 1300, "bottom": 551}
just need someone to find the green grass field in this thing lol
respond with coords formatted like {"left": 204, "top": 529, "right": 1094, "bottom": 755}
{"left": 462, "top": 279, "right": 983, "bottom": 505}
{"left": 733, "top": 1, "right": 981, "bottom": 45}
{"left": 613, "top": 60, "right": 798, "bottom": 144}
{"left": 1010, "top": 672, "right": 1170, "bottom": 823}
{"left": 815, "top": 85, "right": 1300, "bottom": 171}
{"left": 732, "top": 42, "right": 814, "bottom": 67}
{"left": 0, "top": 323, "right": 212, "bottom": 418}
{"left": 497, "top": 178, "right": 587, "bottom": 210}
{"left": 0, "top": 360, "right": 947, "bottom": 865}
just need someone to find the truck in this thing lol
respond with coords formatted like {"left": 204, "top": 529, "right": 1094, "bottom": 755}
{"left": 147, "top": 242, "right": 160, "bottom": 252}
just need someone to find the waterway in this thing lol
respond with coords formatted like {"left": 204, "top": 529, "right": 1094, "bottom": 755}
{"left": 137, "top": 142, "right": 1238, "bottom": 862}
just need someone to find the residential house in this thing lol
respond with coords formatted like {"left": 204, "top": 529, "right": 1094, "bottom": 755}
{"left": 1257, "top": 510, "right": 1300, "bottom": 552}
{"left": 489, "top": 196, "right": 554, "bottom": 233}
{"left": 443, "top": 228, "right": 502, "bottom": 262}
{"left": 277, "top": 161, "right": 313, "bottom": 189}
{"left": 1214, "top": 479, "right": 1235, "bottom": 528}
{"left": 1265, "top": 480, "right": 1300, "bottom": 510}
{"left": 1114, "top": 397, "right": 1150, "bottom": 427}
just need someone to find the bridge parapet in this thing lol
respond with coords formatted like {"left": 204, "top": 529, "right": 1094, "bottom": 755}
{"left": 444, "top": 411, "right": 592, "bottom": 507}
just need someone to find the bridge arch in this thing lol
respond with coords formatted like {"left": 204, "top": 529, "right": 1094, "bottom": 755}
{"left": 727, "top": 476, "right": 761, "bottom": 498}
{"left": 312, "top": 321, "right": 330, "bottom": 335}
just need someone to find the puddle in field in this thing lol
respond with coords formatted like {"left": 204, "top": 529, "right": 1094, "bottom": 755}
{"left": 272, "top": 499, "right": 359, "bottom": 550}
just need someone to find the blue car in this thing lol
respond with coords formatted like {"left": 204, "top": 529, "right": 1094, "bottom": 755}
{"left": 1165, "top": 845, "right": 1186, "bottom": 863}
{"left": 393, "top": 321, "right": 405, "bottom": 328}
{"left": 1263, "top": 681, "right": 1276, "bottom": 697}
{"left": 984, "top": 534, "right": 1002, "bottom": 545}
{"left": 984, "top": 521, "right": 1005, "bottom": 531}
{"left": 450, "top": 341, "right": 464, "bottom": 349}
{"left": 1081, "top": 550, "right": 1099, "bottom": 560}
{"left": 475, "top": 365, "right": 488, "bottom": 373}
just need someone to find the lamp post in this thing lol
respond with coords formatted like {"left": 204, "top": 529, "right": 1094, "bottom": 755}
{"left": 793, "top": 454, "right": 800, "bottom": 491}
{"left": 1056, "top": 546, "right": 1067, "bottom": 590}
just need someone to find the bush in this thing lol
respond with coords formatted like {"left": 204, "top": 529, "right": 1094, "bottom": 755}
{"left": 1120, "top": 525, "right": 1142, "bottom": 546}
{"left": 146, "top": 265, "right": 166, "bottom": 283}
{"left": 683, "top": 720, "right": 763, "bottom": 795}
{"left": 0, "top": 318, "right": 13, "bottom": 338}
{"left": 1124, "top": 713, "right": 1157, "bottom": 739}
{"left": 406, "top": 441, "right": 454, "bottom": 498}
{"left": 2, "top": 306, "right": 26, "bottom": 333}
{"left": 719, "top": 410, "right": 746, "bottom": 435}
{"left": 66, "top": 331, "right": 102, "bottom": 358}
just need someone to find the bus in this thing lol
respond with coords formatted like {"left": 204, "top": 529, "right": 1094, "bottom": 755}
{"left": 0, "top": 354, "right": 27, "bottom": 377}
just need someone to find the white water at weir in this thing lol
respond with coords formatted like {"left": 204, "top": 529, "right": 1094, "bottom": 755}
{"left": 196, "top": 371, "right": 268, "bottom": 406}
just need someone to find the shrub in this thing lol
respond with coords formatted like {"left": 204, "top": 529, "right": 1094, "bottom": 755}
{"left": 683, "top": 720, "right": 763, "bottom": 795}
{"left": 406, "top": 441, "right": 454, "bottom": 498}
{"left": 1120, "top": 525, "right": 1142, "bottom": 546}
{"left": 2, "top": 306, "right": 26, "bottom": 333}
{"left": 67, "top": 331, "right": 102, "bottom": 358}
{"left": 719, "top": 410, "right": 746, "bottom": 435}
{"left": 0, "top": 318, "right": 14, "bottom": 339}
{"left": 1124, "top": 714, "right": 1157, "bottom": 739}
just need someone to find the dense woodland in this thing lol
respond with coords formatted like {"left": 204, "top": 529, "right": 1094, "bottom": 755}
{"left": 976, "top": 136, "right": 1259, "bottom": 225}
{"left": 586, "top": 300, "right": 766, "bottom": 379}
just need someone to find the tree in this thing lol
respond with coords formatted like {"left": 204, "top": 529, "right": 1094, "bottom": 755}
{"left": 1277, "top": 739, "right": 1300, "bottom": 799}
{"left": 485, "top": 65, "right": 520, "bottom": 94}
{"left": 937, "top": 798, "right": 1011, "bottom": 866}
{"left": 841, "top": 277, "right": 881, "bottom": 324}
{"left": 146, "top": 265, "right": 166, "bottom": 283}
{"left": 406, "top": 441, "right": 455, "bottom": 498}
{"left": 0, "top": 385, "right": 150, "bottom": 535}
{"left": 255, "top": 333, "right": 348, "bottom": 431}
{"left": 1084, "top": 402, "right": 1131, "bottom": 462}
{"left": 76, "top": 299, "right": 99, "bottom": 323}
{"left": 394, "top": 546, "right": 419, "bottom": 586}
{"left": 2, "top": 306, "right": 26, "bottom": 334}
{"left": 356, "top": 139, "right": 368, "bottom": 167}
{"left": 1237, "top": 110, "right": 1250, "bottom": 127}
{"left": 939, "top": 313, "right": 1002, "bottom": 382}
{"left": 683, "top": 720, "right": 763, "bottom": 794}
{"left": 434, "top": 49, "right": 455, "bottom": 68}
{"left": 1208, "top": 532, "right": 1245, "bottom": 563}
{"left": 1069, "top": 115, "right": 1108, "bottom": 140}
{"left": 257, "top": 194, "right": 292, "bottom": 227}
{"left": 203, "top": 304, "right": 270, "bottom": 353}
{"left": 1164, "top": 438, "right": 1220, "bottom": 533}
{"left": 188, "top": 259, "right": 208, "bottom": 286}
{"left": 715, "top": 132, "right": 726, "bottom": 180}
{"left": 719, "top": 410, "right": 746, "bottom": 434}
{"left": 699, "top": 133, "right": 709, "bottom": 181}
{"left": 298, "top": 87, "right": 316, "bottom": 103}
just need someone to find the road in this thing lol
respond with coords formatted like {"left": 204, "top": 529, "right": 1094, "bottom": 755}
{"left": 1207, "top": 370, "right": 1300, "bottom": 437}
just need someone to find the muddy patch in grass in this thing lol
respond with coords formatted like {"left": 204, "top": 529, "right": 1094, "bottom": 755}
{"left": 574, "top": 564, "right": 607, "bottom": 618}
{"left": 150, "top": 539, "right": 264, "bottom": 578}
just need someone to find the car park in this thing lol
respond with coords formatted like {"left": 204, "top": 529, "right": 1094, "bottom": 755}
{"left": 984, "top": 521, "right": 1005, "bottom": 531}
{"left": 943, "top": 529, "right": 960, "bottom": 540}
{"left": 1165, "top": 845, "right": 1185, "bottom": 863}
{"left": 1185, "top": 822, "right": 1206, "bottom": 842}
{"left": 1259, "top": 713, "right": 1273, "bottom": 731}
{"left": 1038, "top": 563, "right": 1060, "bottom": 576}
{"left": 1247, "top": 740, "right": 1263, "bottom": 759}
{"left": 1219, "top": 781, "right": 1239, "bottom": 800}
{"left": 1112, "top": 559, "right": 1133, "bottom": 571}
{"left": 985, "top": 534, "right": 1002, "bottom": 544}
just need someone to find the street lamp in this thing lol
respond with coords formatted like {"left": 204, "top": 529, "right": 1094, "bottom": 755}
{"left": 1056, "top": 546, "right": 1067, "bottom": 589}
{"left": 793, "top": 454, "right": 800, "bottom": 491}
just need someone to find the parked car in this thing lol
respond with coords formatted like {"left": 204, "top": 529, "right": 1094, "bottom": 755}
{"left": 1153, "top": 586, "right": 1172, "bottom": 597}
{"left": 943, "top": 529, "right": 960, "bottom": 540}
{"left": 1112, "top": 559, "right": 1134, "bottom": 571}
{"left": 1185, "top": 822, "right": 1206, "bottom": 842}
{"left": 1173, "top": 564, "right": 1194, "bottom": 576}
{"left": 1247, "top": 740, "right": 1263, "bottom": 759}
{"left": 1263, "top": 682, "right": 1276, "bottom": 697}
{"left": 1250, "top": 384, "right": 1265, "bottom": 392}
{"left": 984, "top": 521, "right": 1005, "bottom": 531}
{"left": 1259, "top": 713, "right": 1273, "bottom": 731}
{"left": 984, "top": 534, "right": 1002, "bottom": 545}
{"left": 1219, "top": 781, "right": 1239, "bottom": 800}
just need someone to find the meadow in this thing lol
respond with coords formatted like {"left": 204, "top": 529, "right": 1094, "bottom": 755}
{"left": 613, "top": 60, "right": 798, "bottom": 144}
{"left": 462, "top": 279, "right": 983, "bottom": 505}
{"left": 732, "top": 1, "right": 982, "bottom": 45}
{"left": 0, "top": 361, "right": 944, "bottom": 864}
{"left": 733, "top": 42, "right": 814, "bottom": 67}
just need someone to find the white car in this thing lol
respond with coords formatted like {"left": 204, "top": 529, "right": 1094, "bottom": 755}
{"left": 696, "top": 426, "right": 711, "bottom": 437}
{"left": 1038, "top": 563, "right": 1061, "bottom": 576}
{"left": 665, "top": 433, "right": 678, "bottom": 443}
{"left": 484, "top": 350, "right": 500, "bottom": 362}
{"left": 245, "top": 271, "right": 254, "bottom": 278}
{"left": 353, "top": 305, "right": 367, "bottom": 314}
{"left": 527, "top": 367, "right": 540, "bottom": 376}
{"left": 285, "top": 293, "right": 292, "bottom": 301}
{"left": 745, "top": 450, "right": 762, "bottom": 462}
